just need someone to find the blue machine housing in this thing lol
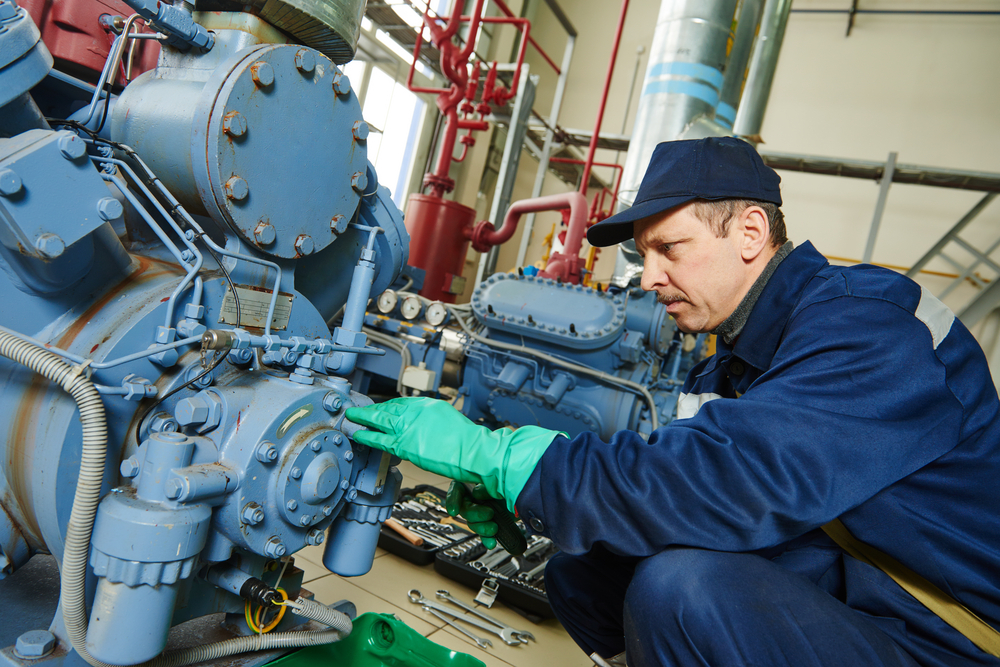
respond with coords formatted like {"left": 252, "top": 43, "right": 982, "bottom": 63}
{"left": 459, "top": 273, "right": 703, "bottom": 440}
{"left": 0, "top": 5, "right": 409, "bottom": 665}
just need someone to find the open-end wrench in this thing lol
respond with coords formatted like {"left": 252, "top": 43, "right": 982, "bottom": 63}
{"left": 407, "top": 590, "right": 523, "bottom": 646}
{"left": 422, "top": 606, "right": 493, "bottom": 650}
{"left": 436, "top": 589, "right": 536, "bottom": 642}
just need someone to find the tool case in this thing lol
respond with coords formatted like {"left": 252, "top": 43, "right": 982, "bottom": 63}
{"left": 376, "top": 485, "right": 478, "bottom": 565}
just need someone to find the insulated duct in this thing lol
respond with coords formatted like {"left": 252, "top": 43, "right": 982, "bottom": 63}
{"left": 733, "top": 0, "right": 793, "bottom": 141}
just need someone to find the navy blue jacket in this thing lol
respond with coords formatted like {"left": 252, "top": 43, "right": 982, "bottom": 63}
{"left": 517, "top": 242, "right": 1000, "bottom": 664}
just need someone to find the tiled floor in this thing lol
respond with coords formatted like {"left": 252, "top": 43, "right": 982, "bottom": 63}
{"left": 296, "top": 461, "right": 595, "bottom": 667}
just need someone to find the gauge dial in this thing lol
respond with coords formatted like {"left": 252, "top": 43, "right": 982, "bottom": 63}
{"left": 400, "top": 295, "right": 423, "bottom": 321}
{"left": 376, "top": 290, "right": 398, "bottom": 314}
{"left": 426, "top": 302, "right": 448, "bottom": 326}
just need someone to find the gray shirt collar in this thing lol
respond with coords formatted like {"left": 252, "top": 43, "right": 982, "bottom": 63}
{"left": 711, "top": 241, "right": 795, "bottom": 344}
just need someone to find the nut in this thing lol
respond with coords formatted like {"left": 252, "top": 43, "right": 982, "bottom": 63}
{"left": 120, "top": 457, "right": 140, "bottom": 478}
{"left": 322, "top": 392, "right": 344, "bottom": 412}
{"left": 242, "top": 502, "right": 264, "bottom": 525}
{"left": 97, "top": 197, "right": 124, "bottom": 221}
{"left": 255, "top": 441, "right": 278, "bottom": 463}
{"left": 330, "top": 214, "right": 348, "bottom": 234}
{"left": 15, "top": 630, "right": 56, "bottom": 658}
{"left": 175, "top": 396, "right": 210, "bottom": 425}
{"left": 225, "top": 176, "right": 249, "bottom": 201}
{"left": 264, "top": 537, "right": 286, "bottom": 558}
{"left": 306, "top": 529, "right": 325, "bottom": 546}
{"left": 294, "top": 48, "right": 316, "bottom": 74}
{"left": 165, "top": 478, "right": 185, "bottom": 500}
{"left": 222, "top": 111, "right": 247, "bottom": 137}
{"left": 34, "top": 234, "right": 65, "bottom": 259}
{"left": 250, "top": 61, "right": 274, "bottom": 87}
{"left": 294, "top": 234, "right": 315, "bottom": 256}
{"left": 57, "top": 133, "right": 86, "bottom": 160}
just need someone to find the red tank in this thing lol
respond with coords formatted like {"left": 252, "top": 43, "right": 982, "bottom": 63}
{"left": 404, "top": 194, "right": 476, "bottom": 303}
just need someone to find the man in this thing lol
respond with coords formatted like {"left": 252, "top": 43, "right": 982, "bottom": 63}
{"left": 347, "top": 137, "right": 1000, "bottom": 667}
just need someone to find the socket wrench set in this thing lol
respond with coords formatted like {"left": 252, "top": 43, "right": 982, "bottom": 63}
{"left": 434, "top": 533, "right": 559, "bottom": 618}
{"left": 377, "top": 485, "right": 478, "bottom": 565}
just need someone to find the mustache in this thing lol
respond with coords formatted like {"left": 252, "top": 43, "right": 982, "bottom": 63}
{"left": 655, "top": 292, "right": 686, "bottom": 305}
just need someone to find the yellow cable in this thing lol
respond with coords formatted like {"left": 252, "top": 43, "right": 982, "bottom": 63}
{"left": 255, "top": 588, "right": 289, "bottom": 634}
{"left": 244, "top": 600, "right": 262, "bottom": 634}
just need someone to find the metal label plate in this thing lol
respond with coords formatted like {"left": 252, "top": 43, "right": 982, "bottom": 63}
{"left": 219, "top": 285, "right": 294, "bottom": 330}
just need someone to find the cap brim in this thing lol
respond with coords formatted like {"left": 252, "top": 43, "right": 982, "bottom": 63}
{"left": 586, "top": 195, "right": 697, "bottom": 247}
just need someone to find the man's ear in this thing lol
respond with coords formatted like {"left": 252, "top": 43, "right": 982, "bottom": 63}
{"left": 738, "top": 206, "right": 770, "bottom": 261}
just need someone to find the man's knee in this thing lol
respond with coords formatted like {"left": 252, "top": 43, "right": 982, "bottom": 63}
{"left": 624, "top": 547, "right": 739, "bottom": 625}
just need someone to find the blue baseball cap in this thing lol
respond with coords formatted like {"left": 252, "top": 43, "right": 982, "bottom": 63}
{"left": 587, "top": 136, "right": 782, "bottom": 247}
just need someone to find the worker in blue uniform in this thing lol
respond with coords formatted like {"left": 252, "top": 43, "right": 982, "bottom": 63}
{"left": 347, "top": 137, "right": 1000, "bottom": 667}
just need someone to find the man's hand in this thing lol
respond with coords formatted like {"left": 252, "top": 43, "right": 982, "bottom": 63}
{"left": 446, "top": 482, "right": 500, "bottom": 549}
{"left": 345, "top": 397, "right": 560, "bottom": 515}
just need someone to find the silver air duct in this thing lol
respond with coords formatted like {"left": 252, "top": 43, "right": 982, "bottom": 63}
{"left": 733, "top": 0, "right": 793, "bottom": 141}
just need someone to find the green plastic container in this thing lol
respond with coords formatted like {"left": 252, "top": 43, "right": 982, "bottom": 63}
{"left": 266, "top": 613, "right": 486, "bottom": 667}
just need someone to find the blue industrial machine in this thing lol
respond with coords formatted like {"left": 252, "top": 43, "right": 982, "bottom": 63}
{"left": 355, "top": 276, "right": 704, "bottom": 440}
{"left": 0, "top": 0, "right": 411, "bottom": 664}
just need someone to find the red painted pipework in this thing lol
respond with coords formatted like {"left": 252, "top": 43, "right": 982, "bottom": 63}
{"left": 491, "top": 0, "right": 562, "bottom": 74}
{"left": 549, "top": 157, "right": 624, "bottom": 209}
{"left": 579, "top": 0, "right": 630, "bottom": 196}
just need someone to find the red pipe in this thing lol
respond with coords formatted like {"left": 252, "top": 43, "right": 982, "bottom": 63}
{"left": 549, "top": 157, "right": 624, "bottom": 214}
{"left": 579, "top": 0, "right": 629, "bottom": 196}
{"left": 491, "top": 0, "right": 563, "bottom": 74}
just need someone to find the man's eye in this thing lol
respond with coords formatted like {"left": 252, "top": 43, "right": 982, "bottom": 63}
{"left": 661, "top": 243, "right": 674, "bottom": 253}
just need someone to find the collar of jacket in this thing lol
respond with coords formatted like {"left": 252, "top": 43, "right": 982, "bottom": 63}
{"left": 715, "top": 240, "right": 830, "bottom": 371}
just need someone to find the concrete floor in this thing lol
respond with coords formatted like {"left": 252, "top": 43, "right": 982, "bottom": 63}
{"left": 296, "top": 461, "right": 596, "bottom": 667}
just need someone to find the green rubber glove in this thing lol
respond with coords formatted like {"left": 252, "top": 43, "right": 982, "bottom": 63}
{"left": 446, "top": 482, "right": 500, "bottom": 550}
{"left": 345, "top": 397, "right": 560, "bottom": 514}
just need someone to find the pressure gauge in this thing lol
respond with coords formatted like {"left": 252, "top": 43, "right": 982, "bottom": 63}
{"left": 426, "top": 302, "right": 449, "bottom": 326}
{"left": 376, "top": 290, "right": 398, "bottom": 314}
{"left": 400, "top": 295, "right": 423, "bottom": 321}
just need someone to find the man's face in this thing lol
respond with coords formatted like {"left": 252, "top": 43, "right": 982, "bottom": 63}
{"left": 634, "top": 202, "right": 751, "bottom": 333}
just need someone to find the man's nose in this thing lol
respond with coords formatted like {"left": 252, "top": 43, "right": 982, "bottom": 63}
{"left": 641, "top": 258, "right": 664, "bottom": 292}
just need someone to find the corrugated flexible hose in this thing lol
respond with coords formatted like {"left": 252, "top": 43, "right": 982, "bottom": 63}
{"left": 0, "top": 332, "right": 352, "bottom": 667}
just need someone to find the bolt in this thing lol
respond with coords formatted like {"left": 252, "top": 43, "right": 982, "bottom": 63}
{"left": 15, "top": 630, "right": 56, "bottom": 659}
{"left": 333, "top": 434, "right": 343, "bottom": 445}
{"left": 264, "top": 537, "right": 286, "bottom": 558}
{"left": 254, "top": 221, "right": 275, "bottom": 246}
{"left": 351, "top": 171, "right": 367, "bottom": 193}
{"left": 332, "top": 71, "right": 351, "bottom": 95}
{"left": 340, "top": 480, "right": 349, "bottom": 490}
{"left": 34, "top": 234, "right": 65, "bottom": 259}
{"left": 322, "top": 392, "right": 343, "bottom": 412}
{"left": 97, "top": 197, "right": 123, "bottom": 221}
{"left": 310, "top": 441, "right": 321, "bottom": 452}
{"left": 343, "top": 450, "right": 354, "bottom": 462}
{"left": 286, "top": 499, "right": 298, "bottom": 511}
{"left": 293, "top": 234, "right": 315, "bottom": 256}
{"left": 330, "top": 214, "right": 347, "bottom": 234}
{"left": 57, "top": 133, "right": 86, "bottom": 160}
{"left": 352, "top": 120, "right": 369, "bottom": 141}
{"left": 306, "top": 529, "right": 325, "bottom": 546}
{"left": 347, "top": 488, "right": 358, "bottom": 501}
{"left": 0, "top": 169, "right": 22, "bottom": 196}
{"left": 165, "top": 478, "right": 184, "bottom": 500}
{"left": 299, "top": 515, "right": 310, "bottom": 526}
{"left": 290, "top": 467, "right": 302, "bottom": 480}
{"left": 242, "top": 502, "right": 264, "bottom": 525}
{"left": 148, "top": 412, "right": 179, "bottom": 434}
{"left": 225, "top": 176, "right": 249, "bottom": 201}
{"left": 294, "top": 48, "right": 316, "bottom": 73}
{"left": 323, "top": 505, "right": 334, "bottom": 515}
{"left": 175, "top": 396, "right": 210, "bottom": 426}
{"left": 222, "top": 111, "right": 247, "bottom": 137}
{"left": 251, "top": 61, "right": 274, "bottom": 87}
{"left": 256, "top": 441, "right": 278, "bottom": 463}
{"left": 120, "top": 457, "right": 140, "bottom": 478}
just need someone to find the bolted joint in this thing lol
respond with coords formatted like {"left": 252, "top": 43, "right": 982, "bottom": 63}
{"left": 15, "top": 630, "right": 56, "bottom": 659}
{"left": 97, "top": 197, "right": 124, "bottom": 221}
{"left": 148, "top": 412, "right": 179, "bottom": 435}
{"left": 322, "top": 391, "right": 344, "bottom": 412}
{"left": 120, "top": 457, "right": 141, "bottom": 479}
{"left": 255, "top": 441, "right": 278, "bottom": 464}
{"left": 241, "top": 502, "right": 265, "bottom": 526}
{"left": 351, "top": 171, "right": 368, "bottom": 193}
{"left": 306, "top": 529, "right": 325, "bottom": 546}
{"left": 263, "top": 536, "right": 286, "bottom": 559}
{"left": 352, "top": 121, "right": 369, "bottom": 141}
{"left": 294, "top": 235, "right": 315, "bottom": 256}
{"left": 225, "top": 176, "right": 249, "bottom": 201}
{"left": 250, "top": 61, "right": 274, "bottom": 87}
{"left": 254, "top": 221, "right": 276, "bottom": 246}
{"left": 34, "top": 234, "right": 65, "bottom": 259}
{"left": 222, "top": 110, "right": 247, "bottom": 137}
{"left": 294, "top": 48, "right": 316, "bottom": 74}
{"left": 57, "top": 132, "right": 86, "bottom": 160}
{"left": 332, "top": 72, "right": 351, "bottom": 96}
{"left": 174, "top": 392, "right": 223, "bottom": 433}
{"left": 330, "top": 214, "right": 348, "bottom": 234}
{"left": 0, "top": 169, "right": 23, "bottom": 196}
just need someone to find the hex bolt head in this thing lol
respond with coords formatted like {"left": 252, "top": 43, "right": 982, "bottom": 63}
{"left": 165, "top": 478, "right": 185, "bottom": 500}
{"left": 330, "top": 214, "right": 348, "bottom": 234}
{"left": 0, "top": 169, "right": 22, "bottom": 196}
{"left": 351, "top": 171, "right": 368, "bottom": 192}
{"left": 148, "top": 412, "right": 179, "bottom": 435}
{"left": 290, "top": 467, "right": 302, "bottom": 480}
{"left": 15, "top": 630, "right": 56, "bottom": 659}
{"left": 241, "top": 502, "right": 264, "bottom": 525}
{"left": 332, "top": 72, "right": 351, "bottom": 95}
{"left": 294, "top": 48, "right": 316, "bottom": 73}
{"left": 34, "top": 234, "right": 65, "bottom": 259}
{"left": 294, "top": 234, "right": 314, "bottom": 256}
{"left": 323, "top": 505, "right": 334, "bottom": 515}
{"left": 340, "top": 480, "right": 349, "bottom": 490}
{"left": 250, "top": 61, "right": 274, "bottom": 87}
{"left": 255, "top": 441, "right": 278, "bottom": 463}
{"left": 306, "top": 529, "right": 325, "bottom": 546}
{"left": 333, "top": 434, "right": 343, "bottom": 445}
{"left": 264, "top": 537, "right": 286, "bottom": 558}
{"left": 286, "top": 499, "right": 298, "bottom": 511}
{"left": 347, "top": 488, "right": 358, "bottom": 501}
{"left": 352, "top": 120, "right": 369, "bottom": 141}
{"left": 254, "top": 221, "right": 276, "bottom": 246}
{"left": 57, "top": 133, "right": 86, "bottom": 160}
{"left": 299, "top": 515, "right": 310, "bottom": 526}
{"left": 344, "top": 450, "right": 354, "bottom": 462}
{"left": 222, "top": 111, "right": 247, "bottom": 137}
{"left": 225, "top": 176, "right": 249, "bottom": 201}
{"left": 120, "top": 457, "right": 140, "bottom": 478}
{"left": 97, "top": 197, "right": 124, "bottom": 221}
{"left": 175, "top": 396, "right": 210, "bottom": 425}
{"left": 322, "top": 392, "right": 343, "bottom": 412}
{"left": 310, "top": 441, "right": 321, "bottom": 452}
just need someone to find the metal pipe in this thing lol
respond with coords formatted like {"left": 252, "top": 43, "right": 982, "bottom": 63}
{"left": 468, "top": 192, "right": 588, "bottom": 253}
{"left": 579, "top": 0, "right": 629, "bottom": 197}
{"left": 717, "top": 0, "right": 765, "bottom": 129}
{"left": 732, "top": 0, "right": 793, "bottom": 140}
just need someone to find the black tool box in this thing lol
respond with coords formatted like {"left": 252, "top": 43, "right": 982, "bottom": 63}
{"left": 376, "top": 485, "right": 558, "bottom": 618}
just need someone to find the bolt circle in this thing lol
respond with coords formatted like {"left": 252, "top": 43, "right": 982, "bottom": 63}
{"left": 251, "top": 61, "right": 275, "bottom": 87}
{"left": 294, "top": 48, "right": 316, "bottom": 73}
{"left": 225, "top": 176, "right": 249, "bottom": 201}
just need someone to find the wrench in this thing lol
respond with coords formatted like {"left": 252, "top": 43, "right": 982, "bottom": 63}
{"left": 408, "top": 590, "right": 523, "bottom": 646}
{"left": 436, "top": 589, "right": 536, "bottom": 643}
{"left": 422, "top": 606, "right": 493, "bottom": 650}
